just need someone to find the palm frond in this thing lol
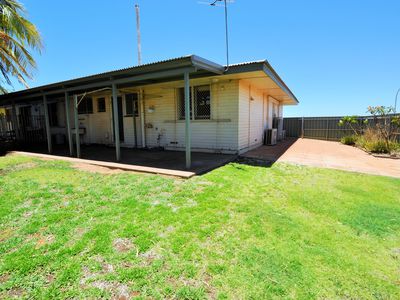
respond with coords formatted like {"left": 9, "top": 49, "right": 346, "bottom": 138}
{"left": 0, "top": 0, "right": 42, "bottom": 92}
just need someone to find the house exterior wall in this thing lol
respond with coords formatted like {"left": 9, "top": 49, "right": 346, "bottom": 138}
{"left": 238, "top": 80, "right": 266, "bottom": 154}
{"left": 139, "top": 80, "right": 239, "bottom": 153}
{"left": 58, "top": 79, "right": 239, "bottom": 153}
{"left": 17, "top": 76, "right": 285, "bottom": 155}
{"left": 63, "top": 95, "right": 113, "bottom": 145}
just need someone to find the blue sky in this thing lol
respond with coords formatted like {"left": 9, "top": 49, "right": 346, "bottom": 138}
{"left": 13, "top": 0, "right": 400, "bottom": 116}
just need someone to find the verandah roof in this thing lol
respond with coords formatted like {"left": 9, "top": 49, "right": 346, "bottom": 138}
{"left": 0, "top": 55, "right": 298, "bottom": 105}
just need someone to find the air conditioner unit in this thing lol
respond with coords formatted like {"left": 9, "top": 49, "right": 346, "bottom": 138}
{"left": 264, "top": 128, "right": 277, "bottom": 145}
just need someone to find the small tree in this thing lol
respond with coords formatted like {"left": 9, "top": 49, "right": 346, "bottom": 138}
{"left": 367, "top": 106, "right": 400, "bottom": 151}
{"left": 338, "top": 115, "right": 365, "bottom": 136}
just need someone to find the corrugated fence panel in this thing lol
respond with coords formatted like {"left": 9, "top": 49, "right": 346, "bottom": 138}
{"left": 283, "top": 117, "right": 302, "bottom": 138}
{"left": 283, "top": 115, "right": 400, "bottom": 141}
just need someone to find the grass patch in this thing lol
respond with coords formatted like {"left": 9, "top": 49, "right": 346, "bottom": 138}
{"left": 0, "top": 154, "right": 399, "bottom": 299}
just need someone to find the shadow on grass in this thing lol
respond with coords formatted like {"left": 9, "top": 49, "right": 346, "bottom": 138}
{"left": 235, "top": 138, "right": 298, "bottom": 168}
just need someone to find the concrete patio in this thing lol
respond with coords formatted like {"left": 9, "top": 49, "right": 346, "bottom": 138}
{"left": 11, "top": 145, "right": 236, "bottom": 177}
{"left": 242, "top": 138, "right": 400, "bottom": 178}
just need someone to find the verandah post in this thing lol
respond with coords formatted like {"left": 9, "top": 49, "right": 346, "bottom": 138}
{"left": 112, "top": 83, "right": 121, "bottom": 162}
{"left": 43, "top": 95, "right": 52, "bottom": 154}
{"left": 64, "top": 92, "right": 74, "bottom": 156}
{"left": 184, "top": 72, "right": 191, "bottom": 169}
{"left": 73, "top": 94, "right": 81, "bottom": 158}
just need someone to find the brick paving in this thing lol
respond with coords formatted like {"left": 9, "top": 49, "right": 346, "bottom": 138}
{"left": 243, "top": 138, "right": 400, "bottom": 178}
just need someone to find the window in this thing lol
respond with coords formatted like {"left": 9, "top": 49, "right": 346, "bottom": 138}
{"left": 194, "top": 85, "right": 211, "bottom": 119}
{"left": 78, "top": 97, "right": 93, "bottom": 114}
{"left": 48, "top": 103, "right": 58, "bottom": 126}
{"left": 97, "top": 98, "right": 106, "bottom": 112}
{"left": 177, "top": 85, "right": 211, "bottom": 120}
{"left": 125, "top": 93, "right": 139, "bottom": 117}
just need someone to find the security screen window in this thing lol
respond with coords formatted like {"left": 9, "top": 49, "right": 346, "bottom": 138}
{"left": 178, "top": 85, "right": 211, "bottom": 120}
{"left": 194, "top": 85, "right": 211, "bottom": 119}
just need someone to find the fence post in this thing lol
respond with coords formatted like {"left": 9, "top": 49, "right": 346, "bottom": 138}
{"left": 326, "top": 119, "right": 329, "bottom": 140}
{"left": 301, "top": 117, "right": 304, "bottom": 138}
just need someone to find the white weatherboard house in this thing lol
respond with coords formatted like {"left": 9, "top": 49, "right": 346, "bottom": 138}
{"left": 0, "top": 55, "right": 298, "bottom": 168}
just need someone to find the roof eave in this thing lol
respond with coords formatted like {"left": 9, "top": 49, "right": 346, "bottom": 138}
{"left": 191, "top": 55, "right": 224, "bottom": 74}
{"left": 262, "top": 62, "right": 299, "bottom": 104}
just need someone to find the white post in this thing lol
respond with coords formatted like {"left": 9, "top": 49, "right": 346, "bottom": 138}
{"left": 43, "top": 95, "right": 52, "bottom": 153}
{"left": 73, "top": 94, "right": 81, "bottom": 158}
{"left": 112, "top": 83, "right": 121, "bottom": 161}
{"left": 65, "top": 92, "right": 73, "bottom": 156}
{"left": 184, "top": 72, "right": 191, "bottom": 169}
{"left": 139, "top": 89, "right": 146, "bottom": 148}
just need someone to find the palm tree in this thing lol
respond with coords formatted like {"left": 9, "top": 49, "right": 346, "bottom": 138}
{"left": 0, "top": 0, "right": 42, "bottom": 93}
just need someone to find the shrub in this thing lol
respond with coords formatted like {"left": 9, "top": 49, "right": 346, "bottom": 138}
{"left": 366, "top": 140, "right": 390, "bottom": 153}
{"left": 340, "top": 135, "right": 357, "bottom": 145}
{"left": 356, "top": 128, "right": 399, "bottom": 154}
{"left": 367, "top": 106, "right": 400, "bottom": 152}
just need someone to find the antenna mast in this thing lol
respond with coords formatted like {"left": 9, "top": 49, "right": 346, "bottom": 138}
{"left": 223, "top": 0, "right": 229, "bottom": 70}
{"left": 206, "top": 0, "right": 232, "bottom": 70}
{"left": 135, "top": 3, "right": 142, "bottom": 65}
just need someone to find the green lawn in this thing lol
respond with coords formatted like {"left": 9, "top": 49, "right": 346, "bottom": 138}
{"left": 0, "top": 155, "right": 399, "bottom": 299}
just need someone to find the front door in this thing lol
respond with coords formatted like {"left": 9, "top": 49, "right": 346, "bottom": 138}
{"left": 112, "top": 96, "right": 124, "bottom": 142}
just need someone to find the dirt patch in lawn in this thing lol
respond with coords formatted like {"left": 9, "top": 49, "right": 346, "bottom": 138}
{"left": 139, "top": 247, "right": 163, "bottom": 266}
{"left": 26, "top": 233, "right": 55, "bottom": 249}
{"left": 80, "top": 258, "right": 138, "bottom": 300}
{"left": 0, "top": 273, "right": 9, "bottom": 283}
{"left": 7, "top": 287, "right": 25, "bottom": 298}
{"left": 72, "top": 163, "right": 126, "bottom": 174}
{"left": 113, "top": 238, "right": 136, "bottom": 253}
{"left": 0, "top": 228, "right": 13, "bottom": 242}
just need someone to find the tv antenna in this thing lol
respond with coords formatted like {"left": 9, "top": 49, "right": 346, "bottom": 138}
{"left": 135, "top": 3, "right": 142, "bottom": 65}
{"left": 198, "top": 0, "right": 234, "bottom": 71}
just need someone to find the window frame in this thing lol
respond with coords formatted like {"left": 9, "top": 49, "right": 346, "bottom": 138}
{"left": 78, "top": 97, "right": 93, "bottom": 115}
{"left": 97, "top": 97, "right": 106, "bottom": 113}
{"left": 177, "top": 85, "right": 211, "bottom": 120}
{"left": 125, "top": 93, "right": 139, "bottom": 117}
{"left": 48, "top": 102, "right": 58, "bottom": 127}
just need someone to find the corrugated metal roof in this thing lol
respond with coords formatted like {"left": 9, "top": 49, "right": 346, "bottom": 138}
{"left": 69, "top": 55, "right": 195, "bottom": 81}
{"left": 0, "top": 55, "right": 298, "bottom": 104}
{"left": 0, "top": 55, "right": 224, "bottom": 101}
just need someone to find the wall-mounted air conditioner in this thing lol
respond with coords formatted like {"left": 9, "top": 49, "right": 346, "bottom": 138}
{"left": 264, "top": 128, "right": 277, "bottom": 146}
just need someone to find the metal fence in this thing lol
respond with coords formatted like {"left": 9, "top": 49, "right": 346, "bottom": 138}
{"left": 1, "top": 108, "right": 46, "bottom": 150}
{"left": 0, "top": 114, "right": 14, "bottom": 140}
{"left": 0, "top": 114, "right": 15, "bottom": 153}
{"left": 284, "top": 115, "right": 400, "bottom": 141}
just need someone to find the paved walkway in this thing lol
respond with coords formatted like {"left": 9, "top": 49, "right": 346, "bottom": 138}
{"left": 243, "top": 138, "right": 400, "bottom": 178}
